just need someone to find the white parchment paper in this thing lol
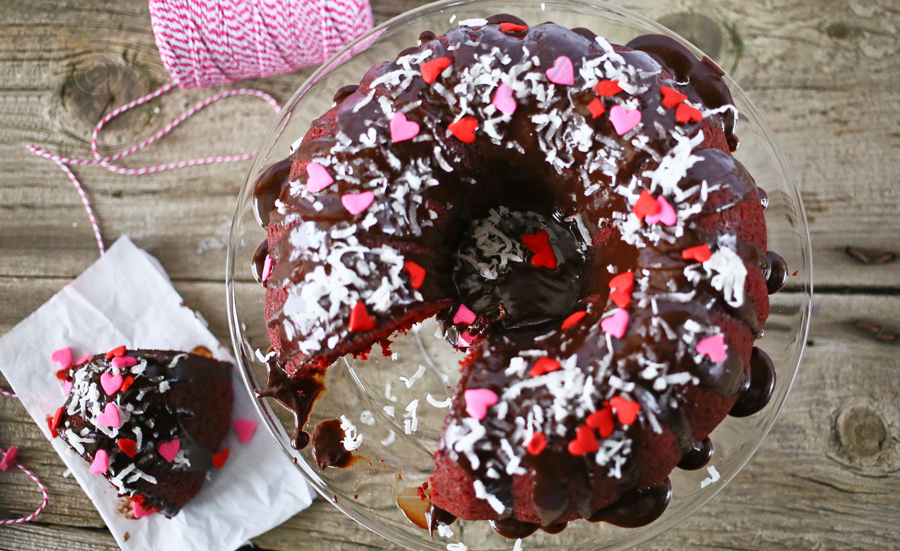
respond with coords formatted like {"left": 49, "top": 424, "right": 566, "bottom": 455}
{"left": 0, "top": 237, "right": 313, "bottom": 550}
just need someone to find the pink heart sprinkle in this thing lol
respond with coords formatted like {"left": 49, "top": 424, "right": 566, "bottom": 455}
{"left": 645, "top": 196, "right": 676, "bottom": 226}
{"left": 697, "top": 334, "right": 727, "bottom": 363}
{"left": 305, "top": 162, "right": 334, "bottom": 193}
{"left": 492, "top": 84, "right": 516, "bottom": 114}
{"left": 132, "top": 500, "right": 155, "bottom": 519}
{"left": 601, "top": 309, "right": 630, "bottom": 339}
{"left": 464, "top": 388, "right": 499, "bottom": 420}
{"left": 389, "top": 112, "right": 420, "bottom": 143}
{"left": 453, "top": 305, "right": 477, "bottom": 325}
{"left": 90, "top": 449, "right": 109, "bottom": 474}
{"left": 75, "top": 354, "right": 93, "bottom": 366}
{"left": 100, "top": 373, "right": 124, "bottom": 396}
{"left": 158, "top": 439, "right": 180, "bottom": 463}
{"left": 261, "top": 255, "right": 273, "bottom": 282}
{"left": 51, "top": 347, "right": 73, "bottom": 369}
{"left": 457, "top": 330, "right": 474, "bottom": 348}
{"left": 234, "top": 419, "right": 258, "bottom": 443}
{"left": 545, "top": 56, "right": 575, "bottom": 86}
{"left": 111, "top": 355, "right": 137, "bottom": 369}
{"left": 97, "top": 403, "right": 121, "bottom": 428}
{"left": 0, "top": 446, "right": 17, "bottom": 471}
{"left": 609, "top": 105, "right": 642, "bottom": 136}
{"left": 63, "top": 380, "right": 72, "bottom": 397}
{"left": 341, "top": 191, "right": 375, "bottom": 215}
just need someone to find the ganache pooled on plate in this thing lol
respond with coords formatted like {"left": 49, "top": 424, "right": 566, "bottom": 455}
{"left": 251, "top": 13, "right": 785, "bottom": 536}
{"left": 53, "top": 348, "right": 233, "bottom": 518}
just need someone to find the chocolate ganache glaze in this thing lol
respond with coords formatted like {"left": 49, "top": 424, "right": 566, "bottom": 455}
{"left": 251, "top": 14, "right": 785, "bottom": 536}
{"left": 56, "top": 350, "right": 233, "bottom": 517}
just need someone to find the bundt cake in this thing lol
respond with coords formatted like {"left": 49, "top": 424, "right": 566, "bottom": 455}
{"left": 53, "top": 348, "right": 234, "bottom": 518}
{"left": 252, "top": 14, "right": 786, "bottom": 535}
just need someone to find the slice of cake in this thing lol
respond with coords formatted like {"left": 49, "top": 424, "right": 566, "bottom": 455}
{"left": 53, "top": 348, "right": 233, "bottom": 518}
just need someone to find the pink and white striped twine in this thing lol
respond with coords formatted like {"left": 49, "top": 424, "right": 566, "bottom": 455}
{"left": 0, "top": 446, "right": 49, "bottom": 526}
{"left": 150, "top": 0, "right": 373, "bottom": 89}
{"left": 13, "top": 0, "right": 373, "bottom": 523}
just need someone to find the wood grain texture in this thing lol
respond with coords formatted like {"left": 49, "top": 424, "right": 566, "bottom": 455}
{"left": 1, "top": 0, "right": 899, "bottom": 549}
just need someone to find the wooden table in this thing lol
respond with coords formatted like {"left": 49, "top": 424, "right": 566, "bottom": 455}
{"left": 1, "top": 0, "right": 898, "bottom": 549}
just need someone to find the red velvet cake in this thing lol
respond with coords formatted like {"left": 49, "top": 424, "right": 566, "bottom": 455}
{"left": 253, "top": 14, "right": 785, "bottom": 535}
{"left": 54, "top": 349, "right": 233, "bottom": 518}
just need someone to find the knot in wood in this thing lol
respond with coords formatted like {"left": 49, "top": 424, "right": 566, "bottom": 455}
{"left": 58, "top": 54, "right": 160, "bottom": 145}
{"left": 835, "top": 404, "right": 887, "bottom": 465}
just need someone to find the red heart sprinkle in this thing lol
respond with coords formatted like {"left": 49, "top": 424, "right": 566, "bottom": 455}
{"left": 660, "top": 86, "right": 687, "bottom": 109}
{"left": 586, "top": 98, "right": 606, "bottom": 119}
{"left": 608, "top": 271, "right": 634, "bottom": 308}
{"left": 348, "top": 301, "right": 377, "bottom": 333}
{"left": 567, "top": 425, "right": 600, "bottom": 456}
{"left": 609, "top": 396, "right": 641, "bottom": 426}
{"left": 521, "top": 230, "right": 550, "bottom": 253}
{"left": 633, "top": 190, "right": 660, "bottom": 219}
{"left": 49, "top": 407, "right": 63, "bottom": 438}
{"left": 55, "top": 368, "right": 67, "bottom": 380}
{"left": 561, "top": 311, "right": 587, "bottom": 330}
{"left": 609, "top": 288, "right": 632, "bottom": 308}
{"left": 526, "top": 432, "right": 547, "bottom": 455}
{"left": 609, "top": 271, "right": 634, "bottom": 293}
{"left": 499, "top": 22, "right": 528, "bottom": 32}
{"left": 117, "top": 438, "right": 138, "bottom": 458}
{"left": 420, "top": 57, "right": 451, "bottom": 84}
{"left": 531, "top": 247, "right": 558, "bottom": 269}
{"left": 403, "top": 261, "right": 426, "bottom": 289}
{"left": 675, "top": 103, "right": 704, "bottom": 123}
{"left": 448, "top": 117, "right": 478, "bottom": 144}
{"left": 530, "top": 357, "right": 561, "bottom": 377}
{"left": 120, "top": 376, "right": 135, "bottom": 392}
{"left": 594, "top": 80, "right": 623, "bottom": 97}
{"left": 586, "top": 408, "right": 615, "bottom": 438}
{"left": 213, "top": 448, "right": 230, "bottom": 469}
{"left": 105, "top": 346, "right": 126, "bottom": 360}
{"left": 682, "top": 244, "right": 712, "bottom": 262}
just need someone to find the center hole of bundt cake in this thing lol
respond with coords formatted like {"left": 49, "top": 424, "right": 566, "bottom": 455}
{"left": 452, "top": 207, "right": 585, "bottom": 331}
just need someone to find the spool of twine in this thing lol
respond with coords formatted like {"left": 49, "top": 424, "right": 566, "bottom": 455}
{"left": 149, "top": 0, "right": 372, "bottom": 89}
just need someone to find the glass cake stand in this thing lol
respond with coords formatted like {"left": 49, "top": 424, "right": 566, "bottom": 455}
{"left": 226, "top": 1, "right": 813, "bottom": 549}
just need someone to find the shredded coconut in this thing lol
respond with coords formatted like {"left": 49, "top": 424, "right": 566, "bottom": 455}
{"left": 339, "top": 415, "right": 363, "bottom": 451}
{"left": 701, "top": 465, "right": 721, "bottom": 488}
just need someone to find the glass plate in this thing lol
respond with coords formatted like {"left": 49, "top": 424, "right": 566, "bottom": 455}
{"left": 226, "top": 1, "right": 813, "bottom": 549}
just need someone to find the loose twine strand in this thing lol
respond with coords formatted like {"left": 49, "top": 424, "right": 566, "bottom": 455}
{"left": 27, "top": 84, "right": 282, "bottom": 255}
{"left": 0, "top": 446, "right": 49, "bottom": 525}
